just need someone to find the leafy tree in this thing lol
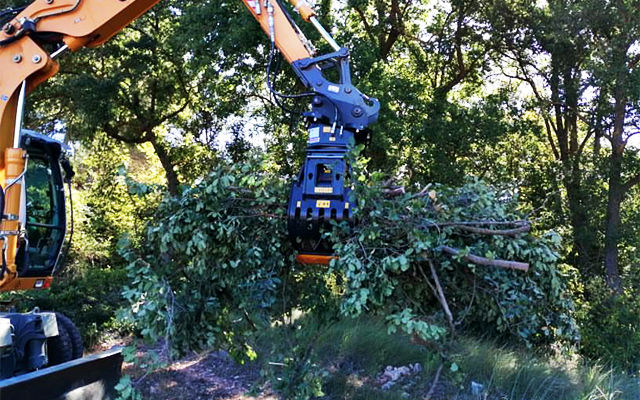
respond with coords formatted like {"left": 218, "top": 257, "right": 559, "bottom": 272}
{"left": 27, "top": 2, "right": 219, "bottom": 195}
{"left": 482, "top": 0, "right": 640, "bottom": 292}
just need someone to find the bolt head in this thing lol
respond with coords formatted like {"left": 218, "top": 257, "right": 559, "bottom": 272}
{"left": 345, "top": 87, "right": 352, "bottom": 94}
{"left": 45, "top": 0, "right": 53, "bottom": 3}
{"left": 2, "top": 24, "right": 15, "bottom": 35}
{"left": 352, "top": 107, "right": 363, "bottom": 117}
{"left": 32, "top": 54, "right": 42, "bottom": 63}
{"left": 12, "top": 54, "right": 22, "bottom": 63}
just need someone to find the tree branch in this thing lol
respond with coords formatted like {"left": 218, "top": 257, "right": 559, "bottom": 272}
{"left": 452, "top": 224, "right": 531, "bottom": 236}
{"left": 428, "top": 260, "right": 455, "bottom": 334}
{"left": 439, "top": 246, "right": 529, "bottom": 272}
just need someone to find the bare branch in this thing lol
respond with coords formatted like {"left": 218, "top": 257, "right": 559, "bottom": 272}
{"left": 428, "top": 260, "right": 455, "bottom": 334}
{"left": 439, "top": 246, "right": 529, "bottom": 272}
{"left": 453, "top": 224, "right": 531, "bottom": 236}
{"left": 437, "top": 220, "right": 529, "bottom": 227}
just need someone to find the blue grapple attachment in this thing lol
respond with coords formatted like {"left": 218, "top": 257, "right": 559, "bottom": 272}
{"left": 286, "top": 48, "right": 379, "bottom": 262}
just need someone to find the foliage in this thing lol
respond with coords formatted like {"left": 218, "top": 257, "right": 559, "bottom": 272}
{"left": 577, "top": 277, "right": 640, "bottom": 373}
{"left": 331, "top": 158, "right": 578, "bottom": 347}
{"left": 120, "top": 156, "right": 294, "bottom": 357}
{"left": 117, "top": 154, "right": 580, "bottom": 400}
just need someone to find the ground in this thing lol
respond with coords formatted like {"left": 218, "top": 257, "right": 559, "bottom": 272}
{"left": 129, "top": 351, "right": 275, "bottom": 400}
{"left": 120, "top": 346, "right": 473, "bottom": 400}
{"left": 97, "top": 319, "right": 640, "bottom": 400}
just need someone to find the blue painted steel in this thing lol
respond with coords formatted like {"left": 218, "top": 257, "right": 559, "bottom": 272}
{"left": 287, "top": 48, "right": 379, "bottom": 255}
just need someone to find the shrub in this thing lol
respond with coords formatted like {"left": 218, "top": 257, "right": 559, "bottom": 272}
{"left": 332, "top": 168, "right": 579, "bottom": 347}
{"left": 578, "top": 277, "right": 640, "bottom": 372}
{"left": 119, "top": 156, "right": 580, "bottom": 398}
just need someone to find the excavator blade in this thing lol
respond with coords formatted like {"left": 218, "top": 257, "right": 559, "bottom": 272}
{"left": 0, "top": 347, "right": 123, "bottom": 400}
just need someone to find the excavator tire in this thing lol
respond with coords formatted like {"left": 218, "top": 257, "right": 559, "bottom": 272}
{"left": 54, "top": 312, "right": 83, "bottom": 359}
{"left": 47, "top": 320, "right": 73, "bottom": 366}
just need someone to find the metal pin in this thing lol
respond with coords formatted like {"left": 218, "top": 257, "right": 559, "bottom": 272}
{"left": 50, "top": 44, "right": 68, "bottom": 59}
{"left": 266, "top": 0, "right": 275, "bottom": 44}
{"left": 13, "top": 81, "right": 26, "bottom": 148}
{"left": 309, "top": 16, "right": 340, "bottom": 51}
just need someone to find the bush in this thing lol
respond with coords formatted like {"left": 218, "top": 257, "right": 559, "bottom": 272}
{"left": 332, "top": 170, "right": 579, "bottom": 347}
{"left": 578, "top": 277, "right": 640, "bottom": 372}
{"left": 119, "top": 156, "right": 580, "bottom": 399}
{"left": 120, "top": 157, "right": 295, "bottom": 358}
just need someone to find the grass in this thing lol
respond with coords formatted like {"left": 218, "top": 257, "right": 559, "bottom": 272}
{"left": 314, "top": 318, "right": 441, "bottom": 375}
{"left": 257, "top": 315, "right": 640, "bottom": 400}
{"left": 451, "top": 337, "right": 640, "bottom": 400}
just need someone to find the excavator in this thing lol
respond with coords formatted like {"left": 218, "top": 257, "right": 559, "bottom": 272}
{"left": 0, "top": 0, "right": 379, "bottom": 397}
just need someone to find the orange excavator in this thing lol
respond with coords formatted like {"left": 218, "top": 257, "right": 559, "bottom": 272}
{"left": 0, "top": 0, "right": 378, "bottom": 395}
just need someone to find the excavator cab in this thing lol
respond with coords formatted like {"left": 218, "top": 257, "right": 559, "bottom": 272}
{"left": 15, "top": 130, "right": 71, "bottom": 284}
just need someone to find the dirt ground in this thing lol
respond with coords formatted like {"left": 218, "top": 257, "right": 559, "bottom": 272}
{"left": 125, "top": 350, "right": 275, "bottom": 400}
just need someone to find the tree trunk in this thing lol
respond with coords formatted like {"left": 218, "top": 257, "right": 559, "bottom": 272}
{"left": 151, "top": 137, "right": 180, "bottom": 196}
{"left": 565, "top": 176, "right": 596, "bottom": 269}
{"left": 603, "top": 89, "right": 627, "bottom": 292}
{"left": 603, "top": 166, "right": 623, "bottom": 292}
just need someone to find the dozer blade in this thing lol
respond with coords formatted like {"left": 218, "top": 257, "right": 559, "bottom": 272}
{"left": 0, "top": 347, "right": 123, "bottom": 400}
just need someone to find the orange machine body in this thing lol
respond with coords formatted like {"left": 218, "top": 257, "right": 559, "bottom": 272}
{"left": 240, "top": 0, "right": 313, "bottom": 63}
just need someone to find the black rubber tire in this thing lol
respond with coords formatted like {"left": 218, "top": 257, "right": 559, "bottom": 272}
{"left": 54, "top": 312, "right": 83, "bottom": 360}
{"left": 47, "top": 320, "right": 73, "bottom": 366}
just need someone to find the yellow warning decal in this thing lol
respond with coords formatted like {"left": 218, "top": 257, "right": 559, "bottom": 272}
{"left": 323, "top": 126, "right": 332, "bottom": 133}
{"left": 345, "top": 202, "right": 350, "bottom": 209}
{"left": 316, "top": 200, "right": 331, "bottom": 208}
{"left": 314, "top": 187, "right": 333, "bottom": 194}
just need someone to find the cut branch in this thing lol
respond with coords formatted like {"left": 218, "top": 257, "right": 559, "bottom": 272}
{"left": 428, "top": 260, "right": 455, "bottom": 334}
{"left": 437, "top": 220, "right": 529, "bottom": 227}
{"left": 439, "top": 246, "right": 529, "bottom": 272}
{"left": 424, "top": 363, "right": 444, "bottom": 400}
{"left": 453, "top": 224, "right": 531, "bottom": 236}
{"left": 383, "top": 186, "right": 406, "bottom": 197}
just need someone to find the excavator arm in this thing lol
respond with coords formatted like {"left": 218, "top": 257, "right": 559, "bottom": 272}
{"left": 241, "top": 0, "right": 380, "bottom": 264}
{"left": 0, "top": 0, "right": 379, "bottom": 293}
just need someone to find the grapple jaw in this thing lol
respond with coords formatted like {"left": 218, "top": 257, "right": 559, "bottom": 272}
{"left": 286, "top": 48, "right": 379, "bottom": 265}
{"left": 287, "top": 122, "right": 355, "bottom": 263}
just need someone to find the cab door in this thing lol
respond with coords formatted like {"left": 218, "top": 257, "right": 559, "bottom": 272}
{"left": 16, "top": 133, "right": 67, "bottom": 278}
